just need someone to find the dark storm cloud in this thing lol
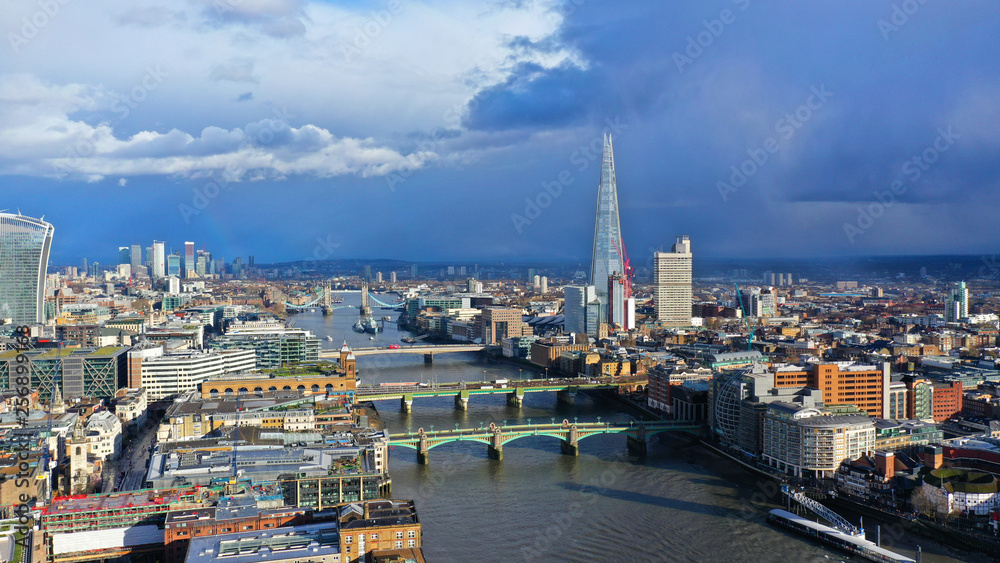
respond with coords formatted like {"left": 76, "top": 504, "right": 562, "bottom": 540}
{"left": 458, "top": 0, "right": 1000, "bottom": 258}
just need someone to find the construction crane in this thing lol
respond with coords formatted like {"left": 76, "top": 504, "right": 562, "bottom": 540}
{"left": 734, "top": 284, "right": 754, "bottom": 352}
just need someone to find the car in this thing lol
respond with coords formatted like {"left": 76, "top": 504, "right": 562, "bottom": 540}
{"left": 389, "top": 344, "right": 400, "bottom": 349}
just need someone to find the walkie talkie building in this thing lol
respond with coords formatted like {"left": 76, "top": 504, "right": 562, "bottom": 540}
{"left": 0, "top": 212, "right": 54, "bottom": 324}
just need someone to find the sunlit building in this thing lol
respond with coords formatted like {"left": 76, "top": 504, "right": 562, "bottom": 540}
{"left": 0, "top": 212, "right": 54, "bottom": 324}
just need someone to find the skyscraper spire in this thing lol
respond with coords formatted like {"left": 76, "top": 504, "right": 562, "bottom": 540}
{"left": 589, "top": 133, "right": 626, "bottom": 321}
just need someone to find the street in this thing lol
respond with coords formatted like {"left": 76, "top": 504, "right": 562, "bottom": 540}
{"left": 111, "top": 417, "right": 160, "bottom": 492}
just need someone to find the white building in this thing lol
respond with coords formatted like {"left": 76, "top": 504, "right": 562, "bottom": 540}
{"left": 152, "top": 240, "right": 165, "bottom": 279}
{"left": 762, "top": 403, "right": 875, "bottom": 479}
{"left": 129, "top": 346, "right": 256, "bottom": 400}
{"left": 654, "top": 236, "right": 692, "bottom": 327}
{"left": 85, "top": 411, "right": 123, "bottom": 460}
{"left": 920, "top": 469, "right": 1000, "bottom": 516}
{"left": 114, "top": 387, "right": 148, "bottom": 429}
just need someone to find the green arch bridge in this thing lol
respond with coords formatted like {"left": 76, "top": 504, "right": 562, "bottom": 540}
{"left": 389, "top": 420, "right": 701, "bottom": 464}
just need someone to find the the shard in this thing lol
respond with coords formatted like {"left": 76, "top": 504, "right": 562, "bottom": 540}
{"left": 589, "top": 133, "right": 626, "bottom": 321}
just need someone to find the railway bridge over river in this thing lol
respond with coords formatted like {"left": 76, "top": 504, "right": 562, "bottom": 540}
{"left": 388, "top": 420, "right": 700, "bottom": 464}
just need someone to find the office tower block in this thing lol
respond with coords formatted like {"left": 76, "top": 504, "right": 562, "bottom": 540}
{"left": 608, "top": 272, "right": 630, "bottom": 329}
{"left": 654, "top": 236, "right": 692, "bottom": 327}
{"left": 184, "top": 241, "right": 195, "bottom": 278}
{"left": 589, "top": 134, "right": 626, "bottom": 321}
{"left": 564, "top": 285, "right": 601, "bottom": 338}
{"left": 0, "top": 212, "right": 54, "bottom": 324}
{"left": 130, "top": 244, "right": 142, "bottom": 275}
{"left": 946, "top": 281, "right": 968, "bottom": 322}
{"left": 152, "top": 241, "right": 166, "bottom": 279}
{"left": 167, "top": 254, "right": 181, "bottom": 277}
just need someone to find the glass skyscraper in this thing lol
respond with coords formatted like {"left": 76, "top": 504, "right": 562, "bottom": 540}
{"left": 167, "top": 254, "right": 181, "bottom": 277}
{"left": 0, "top": 212, "right": 54, "bottom": 324}
{"left": 589, "top": 133, "right": 626, "bottom": 320}
{"left": 152, "top": 240, "right": 165, "bottom": 278}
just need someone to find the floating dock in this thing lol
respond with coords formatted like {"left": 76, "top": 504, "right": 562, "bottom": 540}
{"left": 767, "top": 509, "right": 915, "bottom": 563}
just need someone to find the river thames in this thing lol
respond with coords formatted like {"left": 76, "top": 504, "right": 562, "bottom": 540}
{"left": 288, "top": 298, "right": 980, "bottom": 562}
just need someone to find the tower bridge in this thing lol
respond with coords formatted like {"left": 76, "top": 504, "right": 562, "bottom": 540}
{"left": 389, "top": 420, "right": 700, "bottom": 464}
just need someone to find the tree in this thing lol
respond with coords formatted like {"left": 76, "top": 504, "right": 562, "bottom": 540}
{"left": 909, "top": 485, "right": 940, "bottom": 519}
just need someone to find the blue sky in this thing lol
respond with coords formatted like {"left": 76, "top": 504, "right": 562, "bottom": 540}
{"left": 2, "top": 0, "right": 999, "bottom": 266}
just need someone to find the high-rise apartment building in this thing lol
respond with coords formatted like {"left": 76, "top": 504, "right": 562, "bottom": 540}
{"left": 184, "top": 241, "right": 195, "bottom": 278}
{"left": 589, "top": 134, "right": 626, "bottom": 321}
{"left": 0, "top": 212, "right": 54, "bottom": 324}
{"left": 152, "top": 241, "right": 166, "bottom": 279}
{"left": 945, "top": 281, "right": 968, "bottom": 322}
{"left": 654, "top": 236, "right": 692, "bottom": 327}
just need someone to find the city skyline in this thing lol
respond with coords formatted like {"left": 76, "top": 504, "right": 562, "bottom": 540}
{"left": 2, "top": 2, "right": 999, "bottom": 264}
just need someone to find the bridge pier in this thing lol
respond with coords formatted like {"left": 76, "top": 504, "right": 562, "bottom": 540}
{"left": 626, "top": 436, "right": 647, "bottom": 457}
{"left": 454, "top": 390, "right": 469, "bottom": 411}
{"left": 418, "top": 436, "right": 429, "bottom": 465}
{"left": 506, "top": 389, "right": 524, "bottom": 408}
{"left": 561, "top": 426, "right": 579, "bottom": 456}
{"left": 627, "top": 425, "right": 648, "bottom": 457}
{"left": 424, "top": 353, "right": 433, "bottom": 364}
{"left": 556, "top": 389, "right": 576, "bottom": 406}
{"left": 488, "top": 429, "right": 503, "bottom": 460}
{"left": 401, "top": 393, "right": 413, "bottom": 414}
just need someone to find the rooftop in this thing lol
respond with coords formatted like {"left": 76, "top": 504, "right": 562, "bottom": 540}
{"left": 184, "top": 522, "right": 341, "bottom": 563}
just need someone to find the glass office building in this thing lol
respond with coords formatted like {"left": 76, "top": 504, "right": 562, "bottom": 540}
{"left": 0, "top": 212, "right": 54, "bottom": 324}
{"left": 589, "top": 134, "right": 625, "bottom": 321}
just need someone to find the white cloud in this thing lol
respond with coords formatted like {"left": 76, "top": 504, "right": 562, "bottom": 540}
{"left": 0, "top": 74, "right": 435, "bottom": 182}
{"left": 0, "top": 0, "right": 582, "bottom": 181}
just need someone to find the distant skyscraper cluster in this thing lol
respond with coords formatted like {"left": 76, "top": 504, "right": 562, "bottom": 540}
{"left": 763, "top": 271, "right": 795, "bottom": 286}
{"left": 0, "top": 212, "right": 54, "bottom": 324}
{"left": 71, "top": 239, "right": 238, "bottom": 283}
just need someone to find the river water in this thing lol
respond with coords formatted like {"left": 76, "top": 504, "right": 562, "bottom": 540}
{"left": 290, "top": 300, "right": 979, "bottom": 563}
